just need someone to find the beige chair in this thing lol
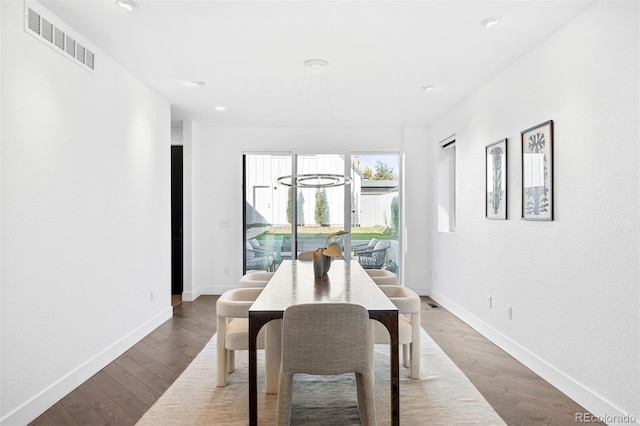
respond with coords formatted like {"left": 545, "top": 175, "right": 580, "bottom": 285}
{"left": 216, "top": 288, "right": 266, "bottom": 387}
{"left": 276, "top": 303, "right": 377, "bottom": 426}
{"left": 374, "top": 285, "right": 421, "bottom": 379}
{"left": 365, "top": 269, "right": 398, "bottom": 285}
{"left": 238, "top": 271, "right": 274, "bottom": 288}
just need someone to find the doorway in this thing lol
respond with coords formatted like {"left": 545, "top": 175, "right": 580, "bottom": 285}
{"left": 171, "top": 146, "right": 183, "bottom": 304}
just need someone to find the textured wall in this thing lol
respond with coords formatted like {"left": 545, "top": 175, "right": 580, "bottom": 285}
{"left": 425, "top": 1, "right": 639, "bottom": 420}
{"left": 1, "top": 2, "right": 172, "bottom": 423}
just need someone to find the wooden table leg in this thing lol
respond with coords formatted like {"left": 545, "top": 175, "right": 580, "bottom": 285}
{"left": 373, "top": 311, "right": 400, "bottom": 426}
{"left": 248, "top": 314, "right": 262, "bottom": 426}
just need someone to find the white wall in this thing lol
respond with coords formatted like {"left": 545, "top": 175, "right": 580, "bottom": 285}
{"left": 186, "top": 126, "right": 437, "bottom": 295}
{"left": 0, "top": 2, "right": 172, "bottom": 424}
{"left": 424, "top": 1, "right": 639, "bottom": 422}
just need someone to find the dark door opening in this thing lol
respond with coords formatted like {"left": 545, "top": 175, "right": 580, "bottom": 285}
{"left": 171, "top": 146, "right": 184, "bottom": 297}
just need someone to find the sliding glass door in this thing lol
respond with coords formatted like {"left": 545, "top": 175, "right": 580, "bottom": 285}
{"left": 243, "top": 152, "right": 400, "bottom": 276}
{"left": 350, "top": 154, "right": 400, "bottom": 275}
{"left": 294, "top": 154, "right": 347, "bottom": 258}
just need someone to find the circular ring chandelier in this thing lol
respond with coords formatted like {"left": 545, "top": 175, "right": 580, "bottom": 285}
{"left": 276, "top": 173, "right": 352, "bottom": 188}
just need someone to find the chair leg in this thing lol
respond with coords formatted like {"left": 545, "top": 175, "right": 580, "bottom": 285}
{"left": 216, "top": 318, "right": 227, "bottom": 387}
{"left": 227, "top": 350, "right": 235, "bottom": 374}
{"left": 403, "top": 343, "right": 410, "bottom": 368}
{"left": 410, "top": 313, "right": 421, "bottom": 380}
{"left": 276, "top": 372, "right": 294, "bottom": 426}
{"left": 355, "top": 371, "right": 377, "bottom": 426}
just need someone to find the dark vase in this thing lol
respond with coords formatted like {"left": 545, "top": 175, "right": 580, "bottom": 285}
{"left": 312, "top": 248, "right": 332, "bottom": 278}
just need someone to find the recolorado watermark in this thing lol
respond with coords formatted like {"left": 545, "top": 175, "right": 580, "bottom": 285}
{"left": 575, "top": 413, "right": 638, "bottom": 423}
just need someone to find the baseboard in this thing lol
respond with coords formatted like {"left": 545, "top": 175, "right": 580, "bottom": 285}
{"left": 194, "top": 285, "right": 235, "bottom": 296}
{"left": 0, "top": 307, "right": 173, "bottom": 426}
{"left": 429, "top": 290, "right": 639, "bottom": 425}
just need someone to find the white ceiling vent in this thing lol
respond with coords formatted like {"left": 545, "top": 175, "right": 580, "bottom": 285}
{"left": 25, "top": 4, "right": 96, "bottom": 73}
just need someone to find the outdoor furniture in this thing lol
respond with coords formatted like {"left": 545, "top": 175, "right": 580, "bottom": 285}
{"left": 276, "top": 303, "right": 377, "bottom": 426}
{"left": 356, "top": 241, "right": 389, "bottom": 269}
{"left": 375, "top": 285, "right": 421, "bottom": 379}
{"left": 216, "top": 288, "right": 266, "bottom": 386}
{"left": 366, "top": 269, "right": 398, "bottom": 285}
{"left": 351, "top": 238, "right": 379, "bottom": 255}
{"left": 246, "top": 241, "right": 275, "bottom": 271}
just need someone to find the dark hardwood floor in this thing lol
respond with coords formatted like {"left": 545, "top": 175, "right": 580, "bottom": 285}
{"left": 31, "top": 295, "right": 601, "bottom": 425}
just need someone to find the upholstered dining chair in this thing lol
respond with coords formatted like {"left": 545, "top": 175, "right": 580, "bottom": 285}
{"left": 276, "top": 303, "right": 377, "bottom": 426}
{"left": 374, "top": 285, "right": 421, "bottom": 379}
{"left": 216, "top": 287, "right": 265, "bottom": 387}
{"left": 365, "top": 269, "right": 398, "bottom": 286}
{"left": 237, "top": 271, "right": 274, "bottom": 288}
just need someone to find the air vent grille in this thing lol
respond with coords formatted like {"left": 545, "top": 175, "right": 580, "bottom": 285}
{"left": 42, "top": 18, "right": 53, "bottom": 43}
{"left": 25, "top": 7, "right": 95, "bottom": 72}
{"left": 54, "top": 27, "right": 65, "bottom": 50}
{"left": 28, "top": 8, "right": 40, "bottom": 33}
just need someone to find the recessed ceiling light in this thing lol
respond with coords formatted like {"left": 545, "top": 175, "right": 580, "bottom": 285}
{"left": 215, "top": 106, "right": 226, "bottom": 112}
{"left": 482, "top": 18, "right": 501, "bottom": 28}
{"left": 422, "top": 85, "right": 436, "bottom": 93}
{"left": 116, "top": 0, "right": 138, "bottom": 11}
{"left": 189, "top": 81, "right": 205, "bottom": 88}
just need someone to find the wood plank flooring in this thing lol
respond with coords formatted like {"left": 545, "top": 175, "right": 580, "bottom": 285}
{"left": 420, "top": 298, "right": 603, "bottom": 426}
{"left": 30, "top": 295, "right": 602, "bottom": 425}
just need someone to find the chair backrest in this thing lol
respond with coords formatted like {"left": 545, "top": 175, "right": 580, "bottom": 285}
{"left": 281, "top": 303, "right": 372, "bottom": 375}
{"left": 216, "top": 287, "right": 263, "bottom": 318}
{"left": 378, "top": 285, "right": 420, "bottom": 314}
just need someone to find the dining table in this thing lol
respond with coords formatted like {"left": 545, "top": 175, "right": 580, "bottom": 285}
{"left": 248, "top": 259, "right": 400, "bottom": 425}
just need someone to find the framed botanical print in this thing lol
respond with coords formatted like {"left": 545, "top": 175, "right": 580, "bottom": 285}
{"left": 521, "top": 120, "right": 553, "bottom": 221}
{"left": 486, "top": 138, "right": 507, "bottom": 220}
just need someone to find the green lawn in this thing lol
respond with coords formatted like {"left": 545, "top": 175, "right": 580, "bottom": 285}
{"left": 257, "top": 225, "right": 397, "bottom": 241}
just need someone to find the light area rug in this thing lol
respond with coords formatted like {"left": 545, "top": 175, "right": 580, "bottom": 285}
{"left": 136, "top": 328, "right": 506, "bottom": 425}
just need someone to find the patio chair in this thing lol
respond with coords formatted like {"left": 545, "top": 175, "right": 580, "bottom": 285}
{"left": 356, "top": 241, "right": 389, "bottom": 269}
{"left": 351, "top": 238, "right": 379, "bottom": 255}
{"left": 246, "top": 241, "right": 274, "bottom": 271}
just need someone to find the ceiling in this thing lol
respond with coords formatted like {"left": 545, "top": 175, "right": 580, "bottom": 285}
{"left": 40, "top": 0, "right": 593, "bottom": 127}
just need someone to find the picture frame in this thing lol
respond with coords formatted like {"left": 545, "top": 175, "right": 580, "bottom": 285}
{"left": 485, "top": 138, "right": 507, "bottom": 220}
{"left": 521, "top": 120, "right": 553, "bottom": 221}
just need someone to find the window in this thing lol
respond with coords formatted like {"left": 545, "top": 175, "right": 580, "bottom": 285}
{"left": 243, "top": 152, "right": 401, "bottom": 275}
{"left": 437, "top": 136, "right": 456, "bottom": 232}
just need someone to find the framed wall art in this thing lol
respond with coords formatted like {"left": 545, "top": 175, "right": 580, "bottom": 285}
{"left": 521, "top": 120, "right": 553, "bottom": 221}
{"left": 485, "top": 138, "right": 507, "bottom": 220}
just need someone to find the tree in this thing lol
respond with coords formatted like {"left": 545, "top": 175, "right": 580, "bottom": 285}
{"left": 286, "top": 187, "right": 293, "bottom": 224}
{"left": 361, "top": 161, "right": 397, "bottom": 180}
{"left": 314, "top": 188, "right": 329, "bottom": 225}
{"left": 373, "top": 160, "right": 397, "bottom": 180}
{"left": 390, "top": 196, "right": 399, "bottom": 235}
{"left": 286, "top": 188, "right": 306, "bottom": 224}
{"left": 297, "top": 192, "right": 305, "bottom": 225}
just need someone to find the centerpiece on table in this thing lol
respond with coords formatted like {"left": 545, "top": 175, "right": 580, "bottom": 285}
{"left": 302, "top": 230, "right": 348, "bottom": 278}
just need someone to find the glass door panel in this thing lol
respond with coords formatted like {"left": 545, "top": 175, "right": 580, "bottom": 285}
{"left": 243, "top": 152, "right": 401, "bottom": 276}
{"left": 350, "top": 154, "right": 400, "bottom": 275}
{"left": 243, "top": 154, "right": 292, "bottom": 272}
{"left": 295, "top": 154, "right": 347, "bottom": 258}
